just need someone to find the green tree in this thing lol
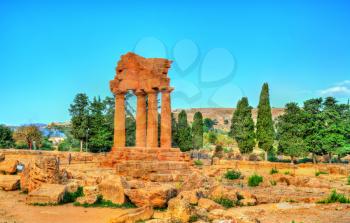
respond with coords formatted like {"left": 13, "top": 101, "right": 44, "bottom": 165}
{"left": 13, "top": 125, "right": 42, "bottom": 150}
{"left": 126, "top": 116, "right": 136, "bottom": 147}
{"left": 69, "top": 93, "right": 90, "bottom": 152}
{"left": 192, "top": 112, "right": 204, "bottom": 149}
{"left": 207, "top": 131, "right": 218, "bottom": 145}
{"left": 171, "top": 113, "right": 178, "bottom": 147}
{"left": 88, "top": 97, "right": 113, "bottom": 152}
{"left": 230, "top": 97, "right": 255, "bottom": 155}
{"left": 256, "top": 83, "right": 275, "bottom": 160}
{"left": 276, "top": 103, "right": 307, "bottom": 163}
{"left": 177, "top": 110, "right": 192, "bottom": 151}
{"left": 303, "top": 98, "right": 324, "bottom": 163}
{"left": 320, "top": 97, "right": 347, "bottom": 163}
{"left": 203, "top": 118, "right": 216, "bottom": 132}
{"left": 0, "top": 125, "right": 14, "bottom": 148}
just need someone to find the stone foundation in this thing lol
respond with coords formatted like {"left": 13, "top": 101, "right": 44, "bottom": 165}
{"left": 101, "top": 147, "right": 191, "bottom": 182}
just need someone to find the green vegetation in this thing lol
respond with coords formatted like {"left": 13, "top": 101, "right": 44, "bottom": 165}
{"left": 256, "top": 83, "right": 275, "bottom": 161}
{"left": 176, "top": 110, "right": 193, "bottom": 152}
{"left": 347, "top": 176, "right": 350, "bottom": 185}
{"left": 0, "top": 125, "right": 14, "bottom": 148}
{"left": 230, "top": 97, "right": 255, "bottom": 155}
{"left": 248, "top": 174, "right": 263, "bottom": 187}
{"left": 317, "top": 190, "right": 350, "bottom": 204}
{"left": 214, "top": 198, "right": 235, "bottom": 208}
{"left": 189, "top": 215, "right": 199, "bottom": 223}
{"left": 74, "top": 195, "right": 137, "bottom": 208}
{"left": 13, "top": 125, "right": 43, "bottom": 150}
{"left": 203, "top": 118, "right": 216, "bottom": 132}
{"left": 194, "top": 159, "right": 203, "bottom": 166}
{"left": 270, "top": 180, "right": 277, "bottom": 186}
{"left": 315, "top": 171, "right": 328, "bottom": 177}
{"left": 61, "top": 187, "right": 84, "bottom": 204}
{"left": 284, "top": 171, "right": 291, "bottom": 175}
{"left": 270, "top": 167, "right": 279, "bottom": 175}
{"left": 224, "top": 170, "right": 242, "bottom": 180}
{"left": 192, "top": 112, "right": 204, "bottom": 150}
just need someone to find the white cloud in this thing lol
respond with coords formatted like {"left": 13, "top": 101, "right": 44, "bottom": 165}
{"left": 320, "top": 80, "right": 350, "bottom": 97}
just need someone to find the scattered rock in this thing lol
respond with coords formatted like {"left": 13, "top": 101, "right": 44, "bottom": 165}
{"left": 0, "top": 160, "right": 19, "bottom": 174}
{"left": 108, "top": 206, "right": 154, "bottom": 223}
{"left": 76, "top": 186, "right": 99, "bottom": 204}
{"left": 177, "top": 190, "right": 199, "bottom": 205}
{"left": 65, "top": 179, "right": 80, "bottom": 193}
{"left": 125, "top": 184, "right": 177, "bottom": 208}
{"left": 26, "top": 183, "right": 66, "bottom": 204}
{"left": 210, "top": 185, "right": 237, "bottom": 201}
{"left": 198, "top": 198, "right": 223, "bottom": 211}
{"left": 21, "top": 156, "right": 60, "bottom": 192}
{"left": 167, "top": 197, "right": 191, "bottom": 223}
{"left": 0, "top": 175, "right": 20, "bottom": 191}
{"left": 98, "top": 175, "right": 126, "bottom": 204}
{"left": 239, "top": 198, "right": 257, "bottom": 206}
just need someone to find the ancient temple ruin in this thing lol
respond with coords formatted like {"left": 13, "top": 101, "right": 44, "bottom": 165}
{"left": 110, "top": 52, "right": 173, "bottom": 150}
{"left": 103, "top": 53, "right": 190, "bottom": 181}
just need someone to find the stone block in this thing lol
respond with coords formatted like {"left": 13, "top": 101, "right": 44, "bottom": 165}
{"left": 26, "top": 183, "right": 66, "bottom": 204}
{"left": 0, "top": 175, "right": 20, "bottom": 191}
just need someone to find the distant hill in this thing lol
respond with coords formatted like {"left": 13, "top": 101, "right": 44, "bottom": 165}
{"left": 173, "top": 107, "right": 285, "bottom": 131}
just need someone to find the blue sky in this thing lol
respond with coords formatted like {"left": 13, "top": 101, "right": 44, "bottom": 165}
{"left": 0, "top": 0, "right": 350, "bottom": 125}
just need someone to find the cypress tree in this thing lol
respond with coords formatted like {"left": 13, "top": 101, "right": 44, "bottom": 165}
{"left": 230, "top": 97, "right": 255, "bottom": 155}
{"left": 192, "top": 112, "right": 204, "bottom": 149}
{"left": 177, "top": 110, "right": 193, "bottom": 151}
{"left": 256, "top": 83, "right": 275, "bottom": 160}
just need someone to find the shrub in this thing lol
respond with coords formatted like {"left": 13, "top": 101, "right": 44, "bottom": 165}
{"left": 213, "top": 145, "right": 224, "bottom": 158}
{"left": 194, "top": 160, "right": 203, "bottom": 166}
{"left": 315, "top": 171, "right": 328, "bottom": 177}
{"left": 61, "top": 186, "right": 84, "bottom": 204}
{"left": 284, "top": 171, "right": 290, "bottom": 175}
{"left": 74, "top": 195, "right": 137, "bottom": 208}
{"left": 248, "top": 174, "right": 263, "bottom": 187}
{"left": 224, "top": 170, "right": 242, "bottom": 180}
{"left": 270, "top": 180, "right": 277, "bottom": 186}
{"left": 348, "top": 176, "right": 350, "bottom": 185}
{"left": 214, "top": 198, "right": 235, "bottom": 208}
{"left": 270, "top": 167, "right": 279, "bottom": 175}
{"left": 317, "top": 190, "right": 350, "bottom": 204}
{"left": 189, "top": 215, "right": 199, "bottom": 222}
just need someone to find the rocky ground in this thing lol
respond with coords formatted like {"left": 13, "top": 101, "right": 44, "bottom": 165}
{"left": 1, "top": 150, "right": 350, "bottom": 223}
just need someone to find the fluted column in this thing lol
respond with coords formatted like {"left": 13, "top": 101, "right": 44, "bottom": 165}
{"left": 135, "top": 90, "right": 147, "bottom": 147}
{"left": 146, "top": 89, "right": 159, "bottom": 148}
{"left": 113, "top": 91, "right": 126, "bottom": 150}
{"left": 161, "top": 88, "right": 173, "bottom": 148}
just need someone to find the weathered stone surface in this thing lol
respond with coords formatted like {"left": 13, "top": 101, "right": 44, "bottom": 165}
{"left": 26, "top": 183, "right": 66, "bottom": 204}
{"left": 0, "top": 152, "right": 5, "bottom": 162}
{"left": 177, "top": 190, "right": 199, "bottom": 205}
{"left": 210, "top": 185, "right": 237, "bottom": 201}
{"left": 98, "top": 175, "right": 125, "bottom": 204}
{"left": 108, "top": 206, "right": 154, "bottom": 223}
{"left": 0, "top": 175, "right": 20, "bottom": 191}
{"left": 181, "top": 171, "right": 213, "bottom": 191}
{"left": 239, "top": 198, "right": 257, "bottom": 206}
{"left": 167, "top": 197, "right": 191, "bottom": 223}
{"left": 0, "top": 159, "right": 18, "bottom": 174}
{"left": 198, "top": 198, "right": 223, "bottom": 211}
{"left": 76, "top": 186, "right": 99, "bottom": 204}
{"left": 21, "top": 156, "right": 59, "bottom": 192}
{"left": 65, "top": 179, "right": 80, "bottom": 193}
{"left": 125, "top": 184, "right": 177, "bottom": 208}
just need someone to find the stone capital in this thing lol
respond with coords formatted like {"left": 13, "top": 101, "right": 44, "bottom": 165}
{"left": 160, "top": 87, "right": 174, "bottom": 93}
{"left": 134, "top": 89, "right": 146, "bottom": 96}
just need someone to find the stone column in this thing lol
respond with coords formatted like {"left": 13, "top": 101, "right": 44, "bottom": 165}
{"left": 113, "top": 91, "right": 126, "bottom": 150}
{"left": 146, "top": 89, "right": 159, "bottom": 148}
{"left": 161, "top": 88, "right": 173, "bottom": 148}
{"left": 135, "top": 90, "right": 147, "bottom": 147}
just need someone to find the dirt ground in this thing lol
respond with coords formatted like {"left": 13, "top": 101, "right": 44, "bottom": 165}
{"left": 0, "top": 190, "right": 128, "bottom": 223}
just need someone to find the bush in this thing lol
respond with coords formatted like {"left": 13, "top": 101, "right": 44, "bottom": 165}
{"left": 214, "top": 198, "right": 235, "bottom": 208}
{"left": 189, "top": 215, "right": 199, "bottom": 223}
{"left": 248, "top": 174, "right": 263, "bottom": 187}
{"left": 315, "top": 171, "right": 328, "bottom": 177}
{"left": 194, "top": 160, "right": 203, "bottom": 166}
{"left": 270, "top": 180, "right": 277, "bottom": 186}
{"left": 213, "top": 145, "right": 224, "bottom": 158}
{"left": 74, "top": 195, "right": 137, "bottom": 208}
{"left": 348, "top": 176, "right": 350, "bottom": 185}
{"left": 270, "top": 167, "right": 279, "bottom": 175}
{"left": 224, "top": 170, "right": 242, "bottom": 180}
{"left": 61, "top": 186, "right": 84, "bottom": 204}
{"left": 317, "top": 190, "right": 350, "bottom": 204}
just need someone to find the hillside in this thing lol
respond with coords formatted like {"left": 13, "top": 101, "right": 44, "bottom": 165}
{"left": 173, "top": 107, "right": 285, "bottom": 131}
